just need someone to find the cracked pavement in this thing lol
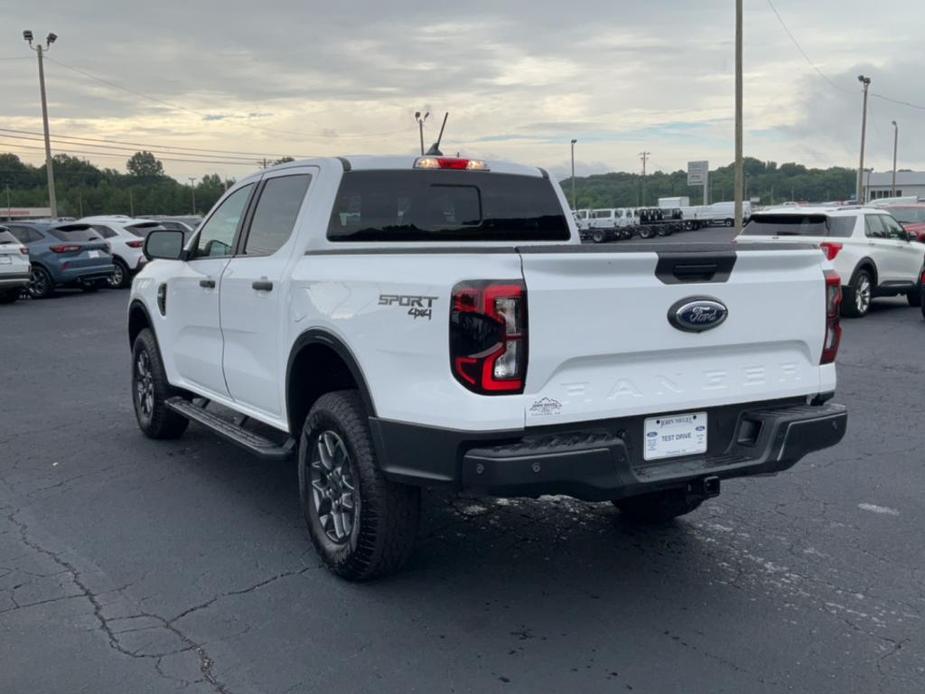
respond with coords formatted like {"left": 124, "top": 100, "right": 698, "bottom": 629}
{"left": 1, "top": 233, "right": 923, "bottom": 693}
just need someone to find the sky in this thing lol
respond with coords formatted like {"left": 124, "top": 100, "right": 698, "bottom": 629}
{"left": 1, "top": 0, "right": 923, "bottom": 183}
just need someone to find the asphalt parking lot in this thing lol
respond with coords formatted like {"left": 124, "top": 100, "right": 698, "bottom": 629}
{"left": 2, "top": 229, "right": 924, "bottom": 694}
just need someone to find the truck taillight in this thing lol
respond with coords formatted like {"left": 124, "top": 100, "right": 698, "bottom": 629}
{"left": 450, "top": 280, "right": 527, "bottom": 394}
{"left": 49, "top": 244, "right": 81, "bottom": 254}
{"left": 20, "top": 246, "right": 28, "bottom": 254}
{"left": 819, "top": 242, "right": 843, "bottom": 260}
{"left": 821, "top": 269, "right": 842, "bottom": 365}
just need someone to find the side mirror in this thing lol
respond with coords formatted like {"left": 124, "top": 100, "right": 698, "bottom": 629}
{"left": 144, "top": 229, "right": 186, "bottom": 261}
{"left": 907, "top": 231, "right": 918, "bottom": 242}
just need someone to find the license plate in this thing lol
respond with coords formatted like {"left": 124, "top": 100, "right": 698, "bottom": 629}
{"left": 88, "top": 250, "right": 101, "bottom": 258}
{"left": 643, "top": 411, "right": 708, "bottom": 461}
{"left": 0, "top": 256, "right": 10, "bottom": 264}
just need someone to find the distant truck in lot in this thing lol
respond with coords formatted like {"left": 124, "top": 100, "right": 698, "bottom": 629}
{"left": 129, "top": 155, "right": 847, "bottom": 580}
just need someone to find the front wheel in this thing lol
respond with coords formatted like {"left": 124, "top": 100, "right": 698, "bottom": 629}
{"left": 842, "top": 269, "right": 873, "bottom": 318}
{"left": 299, "top": 390, "right": 420, "bottom": 581}
{"left": 591, "top": 230, "right": 604, "bottom": 244}
{"left": 132, "top": 328, "right": 189, "bottom": 439}
{"left": 613, "top": 489, "right": 703, "bottom": 524}
{"left": 639, "top": 227, "right": 654, "bottom": 240}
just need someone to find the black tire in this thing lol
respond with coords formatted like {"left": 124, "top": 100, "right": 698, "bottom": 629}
{"left": 613, "top": 489, "right": 703, "bottom": 524}
{"left": 639, "top": 227, "right": 655, "bottom": 240}
{"left": 81, "top": 282, "right": 99, "bottom": 293}
{"left": 724, "top": 218, "right": 734, "bottom": 227}
{"left": 29, "top": 265, "right": 54, "bottom": 299}
{"left": 907, "top": 286, "right": 922, "bottom": 308}
{"left": 0, "top": 290, "right": 18, "bottom": 304}
{"left": 299, "top": 390, "right": 420, "bottom": 581}
{"left": 841, "top": 268, "right": 873, "bottom": 318}
{"left": 131, "top": 328, "right": 189, "bottom": 439}
{"left": 109, "top": 258, "right": 131, "bottom": 289}
{"left": 591, "top": 230, "right": 604, "bottom": 244}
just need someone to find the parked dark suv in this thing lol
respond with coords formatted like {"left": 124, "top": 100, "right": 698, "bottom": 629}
{"left": 6, "top": 221, "right": 115, "bottom": 298}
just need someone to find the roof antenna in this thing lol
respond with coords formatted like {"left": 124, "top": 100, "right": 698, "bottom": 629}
{"left": 425, "top": 112, "right": 449, "bottom": 155}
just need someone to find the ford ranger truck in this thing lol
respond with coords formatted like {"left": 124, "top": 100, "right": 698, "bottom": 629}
{"left": 128, "top": 155, "right": 847, "bottom": 580}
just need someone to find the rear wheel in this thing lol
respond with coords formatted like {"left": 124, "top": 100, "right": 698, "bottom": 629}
{"left": 131, "top": 328, "right": 189, "bottom": 439}
{"left": 591, "top": 230, "right": 604, "bottom": 244}
{"left": 907, "top": 275, "right": 923, "bottom": 307}
{"left": 639, "top": 227, "right": 654, "bottom": 240}
{"left": 613, "top": 489, "right": 703, "bottom": 524}
{"left": 299, "top": 390, "right": 420, "bottom": 581}
{"left": 109, "top": 258, "right": 131, "bottom": 289}
{"left": 724, "top": 218, "right": 734, "bottom": 227}
{"left": 29, "top": 266, "right": 54, "bottom": 299}
{"left": 842, "top": 269, "right": 873, "bottom": 318}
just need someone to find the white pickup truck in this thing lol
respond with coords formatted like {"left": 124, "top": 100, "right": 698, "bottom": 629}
{"left": 128, "top": 155, "right": 847, "bottom": 580}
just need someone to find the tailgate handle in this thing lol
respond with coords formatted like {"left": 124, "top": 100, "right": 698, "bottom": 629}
{"left": 673, "top": 263, "right": 719, "bottom": 282}
{"left": 655, "top": 252, "right": 737, "bottom": 284}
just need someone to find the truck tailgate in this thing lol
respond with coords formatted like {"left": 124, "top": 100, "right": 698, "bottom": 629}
{"left": 519, "top": 244, "right": 829, "bottom": 425}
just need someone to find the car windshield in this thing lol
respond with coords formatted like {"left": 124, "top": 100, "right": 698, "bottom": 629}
{"left": 887, "top": 207, "right": 925, "bottom": 224}
{"left": 328, "top": 170, "right": 570, "bottom": 242}
{"left": 48, "top": 226, "right": 102, "bottom": 242}
{"left": 741, "top": 214, "right": 855, "bottom": 238}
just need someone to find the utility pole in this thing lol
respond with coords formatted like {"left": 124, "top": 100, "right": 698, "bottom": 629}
{"left": 23, "top": 30, "right": 59, "bottom": 218}
{"left": 639, "top": 151, "right": 650, "bottom": 205}
{"left": 891, "top": 121, "right": 898, "bottom": 197}
{"left": 129, "top": 189, "right": 135, "bottom": 217}
{"left": 856, "top": 75, "right": 871, "bottom": 203}
{"left": 414, "top": 111, "right": 429, "bottom": 156}
{"left": 5, "top": 185, "right": 11, "bottom": 220}
{"left": 734, "top": 0, "right": 744, "bottom": 232}
{"left": 188, "top": 177, "right": 197, "bottom": 214}
{"left": 570, "top": 139, "right": 578, "bottom": 210}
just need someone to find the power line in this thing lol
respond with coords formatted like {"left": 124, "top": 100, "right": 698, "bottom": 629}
{"left": 0, "top": 140, "right": 260, "bottom": 167}
{"left": 0, "top": 130, "right": 278, "bottom": 164}
{"left": 767, "top": 0, "right": 925, "bottom": 111}
{"left": 765, "top": 0, "right": 850, "bottom": 94}
{"left": 0, "top": 127, "right": 302, "bottom": 159}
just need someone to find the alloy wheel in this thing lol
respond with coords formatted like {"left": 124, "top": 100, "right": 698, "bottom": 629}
{"left": 856, "top": 276, "right": 871, "bottom": 314}
{"left": 310, "top": 430, "right": 357, "bottom": 544}
{"left": 134, "top": 350, "right": 155, "bottom": 419}
{"left": 29, "top": 268, "right": 49, "bottom": 298}
{"left": 109, "top": 263, "right": 124, "bottom": 288}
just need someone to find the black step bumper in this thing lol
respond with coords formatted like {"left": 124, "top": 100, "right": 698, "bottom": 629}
{"left": 370, "top": 399, "right": 847, "bottom": 502}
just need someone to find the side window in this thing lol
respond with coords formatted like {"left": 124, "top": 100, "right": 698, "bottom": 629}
{"left": 865, "top": 215, "right": 887, "bottom": 239}
{"left": 91, "top": 225, "right": 117, "bottom": 239}
{"left": 192, "top": 184, "right": 254, "bottom": 259}
{"left": 7, "top": 226, "right": 40, "bottom": 244}
{"left": 243, "top": 174, "right": 312, "bottom": 256}
{"left": 881, "top": 216, "right": 906, "bottom": 240}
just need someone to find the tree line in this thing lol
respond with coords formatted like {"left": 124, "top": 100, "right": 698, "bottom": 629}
{"left": 2, "top": 150, "right": 860, "bottom": 218}
{"left": 565, "top": 158, "right": 859, "bottom": 209}
{"left": 0, "top": 151, "right": 289, "bottom": 218}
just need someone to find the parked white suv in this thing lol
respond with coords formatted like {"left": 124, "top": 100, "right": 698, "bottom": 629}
{"left": 0, "top": 227, "right": 31, "bottom": 304}
{"left": 79, "top": 216, "right": 165, "bottom": 288}
{"left": 738, "top": 207, "right": 925, "bottom": 317}
{"left": 128, "top": 155, "right": 847, "bottom": 579}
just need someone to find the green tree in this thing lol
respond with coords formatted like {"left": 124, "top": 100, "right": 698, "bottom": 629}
{"left": 126, "top": 151, "right": 165, "bottom": 178}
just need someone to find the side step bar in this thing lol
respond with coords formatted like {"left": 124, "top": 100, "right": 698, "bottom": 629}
{"left": 165, "top": 397, "right": 296, "bottom": 461}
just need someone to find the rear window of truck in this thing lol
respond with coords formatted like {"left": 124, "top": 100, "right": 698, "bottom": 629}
{"left": 327, "top": 170, "right": 570, "bottom": 242}
{"left": 741, "top": 214, "right": 855, "bottom": 238}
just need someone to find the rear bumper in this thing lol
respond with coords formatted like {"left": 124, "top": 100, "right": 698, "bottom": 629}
{"left": 55, "top": 264, "right": 115, "bottom": 285}
{"left": 370, "top": 399, "right": 847, "bottom": 501}
{"left": 0, "top": 272, "right": 31, "bottom": 289}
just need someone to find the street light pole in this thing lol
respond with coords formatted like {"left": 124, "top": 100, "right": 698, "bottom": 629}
{"left": 570, "top": 139, "right": 577, "bottom": 210}
{"left": 188, "top": 177, "right": 197, "bottom": 214}
{"left": 24, "top": 30, "right": 59, "bottom": 218}
{"left": 734, "top": 0, "right": 744, "bottom": 232}
{"left": 856, "top": 75, "right": 871, "bottom": 203}
{"left": 414, "top": 111, "right": 429, "bottom": 156}
{"left": 891, "top": 121, "right": 898, "bottom": 198}
{"left": 639, "top": 151, "right": 650, "bottom": 205}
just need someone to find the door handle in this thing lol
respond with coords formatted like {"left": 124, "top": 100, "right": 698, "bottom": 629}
{"left": 199, "top": 278, "right": 215, "bottom": 289}
{"left": 252, "top": 280, "right": 273, "bottom": 292}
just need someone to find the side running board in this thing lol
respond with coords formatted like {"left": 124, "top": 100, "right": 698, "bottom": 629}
{"left": 165, "top": 397, "right": 296, "bottom": 461}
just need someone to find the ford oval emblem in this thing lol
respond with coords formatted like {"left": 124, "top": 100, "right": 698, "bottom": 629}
{"left": 668, "top": 297, "right": 728, "bottom": 333}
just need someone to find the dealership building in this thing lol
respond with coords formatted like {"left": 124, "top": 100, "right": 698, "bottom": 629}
{"left": 865, "top": 171, "right": 925, "bottom": 201}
